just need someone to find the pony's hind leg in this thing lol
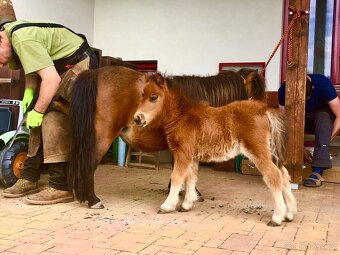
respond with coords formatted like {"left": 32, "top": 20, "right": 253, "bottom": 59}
{"left": 280, "top": 166, "right": 297, "bottom": 221}
{"left": 180, "top": 160, "right": 199, "bottom": 211}
{"left": 159, "top": 156, "right": 191, "bottom": 213}
{"left": 253, "top": 157, "right": 286, "bottom": 226}
{"left": 87, "top": 126, "right": 121, "bottom": 209}
{"left": 87, "top": 169, "right": 104, "bottom": 209}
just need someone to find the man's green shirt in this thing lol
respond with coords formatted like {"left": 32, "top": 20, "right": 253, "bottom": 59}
{"left": 3, "top": 20, "right": 84, "bottom": 74}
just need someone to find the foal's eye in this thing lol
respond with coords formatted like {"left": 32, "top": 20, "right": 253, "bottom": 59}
{"left": 150, "top": 95, "right": 158, "bottom": 102}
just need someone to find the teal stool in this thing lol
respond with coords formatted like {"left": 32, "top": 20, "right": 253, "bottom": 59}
{"left": 235, "top": 155, "right": 245, "bottom": 173}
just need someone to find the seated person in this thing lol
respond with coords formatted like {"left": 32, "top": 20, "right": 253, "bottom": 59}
{"left": 278, "top": 74, "right": 340, "bottom": 187}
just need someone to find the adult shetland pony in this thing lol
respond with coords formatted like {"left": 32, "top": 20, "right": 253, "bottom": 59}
{"left": 120, "top": 69, "right": 266, "bottom": 151}
{"left": 133, "top": 73, "right": 297, "bottom": 226}
{"left": 69, "top": 66, "right": 266, "bottom": 209}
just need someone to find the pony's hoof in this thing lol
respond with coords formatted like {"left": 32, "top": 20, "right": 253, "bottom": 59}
{"left": 267, "top": 220, "right": 281, "bottom": 227}
{"left": 89, "top": 201, "right": 104, "bottom": 209}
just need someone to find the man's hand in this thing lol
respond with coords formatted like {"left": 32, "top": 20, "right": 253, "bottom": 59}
{"left": 22, "top": 88, "right": 34, "bottom": 113}
{"left": 26, "top": 109, "right": 44, "bottom": 129}
{"left": 329, "top": 97, "right": 340, "bottom": 140}
{"left": 331, "top": 117, "right": 340, "bottom": 140}
{"left": 303, "top": 148, "right": 313, "bottom": 164}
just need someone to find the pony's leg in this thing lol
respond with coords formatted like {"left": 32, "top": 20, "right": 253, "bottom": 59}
{"left": 159, "top": 157, "right": 191, "bottom": 213}
{"left": 280, "top": 166, "right": 297, "bottom": 221}
{"left": 252, "top": 157, "right": 286, "bottom": 226}
{"left": 87, "top": 125, "right": 121, "bottom": 209}
{"left": 180, "top": 160, "right": 199, "bottom": 211}
{"left": 87, "top": 166, "right": 103, "bottom": 209}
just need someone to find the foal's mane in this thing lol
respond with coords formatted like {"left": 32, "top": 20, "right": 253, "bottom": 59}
{"left": 166, "top": 70, "right": 248, "bottom": 107}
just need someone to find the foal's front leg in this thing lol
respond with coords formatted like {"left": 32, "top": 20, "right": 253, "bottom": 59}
{"left": 159, "top": 157, "right": 191, "bottom": 214}
{"left": 180, "top": 160, "right": 199, "bottom": 212}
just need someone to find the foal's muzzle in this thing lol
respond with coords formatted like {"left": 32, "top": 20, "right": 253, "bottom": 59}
{"left": 134, "top": 113, "right": 147, "bottom": 127}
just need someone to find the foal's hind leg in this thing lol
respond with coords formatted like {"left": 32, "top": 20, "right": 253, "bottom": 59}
{"left": 180, "top": 160, "right": 200, "bottom": 211}
{"left": 280, "top": 166, "right": 297, "bottom": 221}
{"left": 253, "top": 157, "right": 286, "bottom": 226}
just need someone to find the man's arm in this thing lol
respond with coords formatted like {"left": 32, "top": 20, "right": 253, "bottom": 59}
{"left": 34, "top": 65, "right": 61, "bottom": 113}
{"left": 25, "top": 73, "right": 40, "bottom": 90}
{"left": 328, "top": 96, "right": 340, "bottom": 140}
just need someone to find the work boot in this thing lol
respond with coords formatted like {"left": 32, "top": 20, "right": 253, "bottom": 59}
{"left": 26, "top": 187, "right": 74, "bottom": 205}
{"left": 2, "top": 179, "right": 39, "bottom": 198}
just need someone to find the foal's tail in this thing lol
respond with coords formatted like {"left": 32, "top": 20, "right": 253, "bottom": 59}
{"left": 266, "top": 108, "right": 288, "bottom": 167}
{"left": 69, "top": 69, "right": 98, "bottom": 202}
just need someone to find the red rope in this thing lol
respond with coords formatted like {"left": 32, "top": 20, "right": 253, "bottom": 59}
{"left": 261, "top": 6, "right": 302, "bottom": 76}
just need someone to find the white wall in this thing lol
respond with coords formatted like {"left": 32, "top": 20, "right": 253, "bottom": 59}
{"left": 10, "top": 0, "right": 284, "bottom": 91}
{"left": 93, "top": 0, "right": 284, "bottom": 91}
{"left": 11, "top": 0, "right": 95, "bottom": 44}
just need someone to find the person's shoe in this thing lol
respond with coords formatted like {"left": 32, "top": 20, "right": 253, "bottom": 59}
{"left": 26, "top": 187, "right": 74, "bottom": 205}
{"left": 2, "top": 179, "right": 39, "bottom": 198}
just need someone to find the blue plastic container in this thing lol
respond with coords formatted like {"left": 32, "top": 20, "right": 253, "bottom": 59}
{"left": 118, "top": 137, "right": 127, "bottom": 166}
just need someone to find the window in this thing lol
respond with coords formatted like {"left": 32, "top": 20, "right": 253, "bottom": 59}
{"left": 219, "top": 62, "right": 265, "bottom": 76}
{"left": 281, "top": 0, "right": 340, "bottom": 88}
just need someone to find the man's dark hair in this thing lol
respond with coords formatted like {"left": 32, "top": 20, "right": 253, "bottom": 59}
{"left": 306, "top": 77, "right": 312, "bottom": 98}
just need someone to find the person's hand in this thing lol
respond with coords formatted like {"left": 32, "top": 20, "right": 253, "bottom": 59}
{"left": 331, "top": 117, "right": 340, "bottom": 140}
{"left": 26, "top": 109, "right": 44, "bottom": 129}
{"left": 22, "top": 88, "right": 34, "bottom": 113}
{"left": 303, "top": 148, "right": 313, "bottom": 164}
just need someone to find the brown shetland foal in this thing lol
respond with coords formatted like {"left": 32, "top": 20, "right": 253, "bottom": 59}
{"left": 69, "top": 66, "right": 264, "bottom": 209}
{"left": 134, "top": 73, "right": 297, "bottom": 226}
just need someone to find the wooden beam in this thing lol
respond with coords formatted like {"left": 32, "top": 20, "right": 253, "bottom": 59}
{"left": 285, "top": 0, "right": 310, "bottom": 183}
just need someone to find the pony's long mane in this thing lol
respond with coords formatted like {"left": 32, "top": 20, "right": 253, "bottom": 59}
{"left": 167, "top": 70, "right": 248, "bottom": 107}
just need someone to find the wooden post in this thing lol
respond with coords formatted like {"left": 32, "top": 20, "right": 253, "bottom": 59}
{"left": 285, "top": 0, "right": 310, "bottom": 183}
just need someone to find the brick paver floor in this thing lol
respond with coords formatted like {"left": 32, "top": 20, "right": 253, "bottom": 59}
{"left": 0, "top": 164, "right": 339, "bottom": 255}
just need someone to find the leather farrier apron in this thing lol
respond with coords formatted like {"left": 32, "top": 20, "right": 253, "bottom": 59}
{"left": 27, "top": 57, "right": 91, "bottom": 163}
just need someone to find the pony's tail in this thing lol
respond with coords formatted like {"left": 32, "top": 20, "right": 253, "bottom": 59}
{"left": 69, "top": 69, "right": 98, "bottom": 202}
{"left": 266, "top": 108, "right": 288, "bottom": 168}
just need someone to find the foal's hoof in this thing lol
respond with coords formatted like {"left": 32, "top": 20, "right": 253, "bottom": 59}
{"left": 196, "top": 196, "right": 204, "bottom": 202}
{"left": 89, "top": 201, "right": 104, "bottom": 209}
{"left": 284, "top": 212, "right": 294, "bottom": 222}
{"left": 179, "top": 207, "right": 190, "bottom": 212}
{"left": 158, "top": 209, "right": 170, "bottom": 214}
{"left": 283, "top": 217, "right": 293, "bottom": 222}
{"left": 267, "top": 220, "right": 281, "bottom": 227}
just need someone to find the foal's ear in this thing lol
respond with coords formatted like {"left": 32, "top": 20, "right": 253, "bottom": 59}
{"left": 148, "top": 72, "right": 168, "bottom": 90}
{"left": 152, "top": 72, "right": 166, "bottom": 86}
{"left": 136, "top": 75, "right": 147, "bottom": 92}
